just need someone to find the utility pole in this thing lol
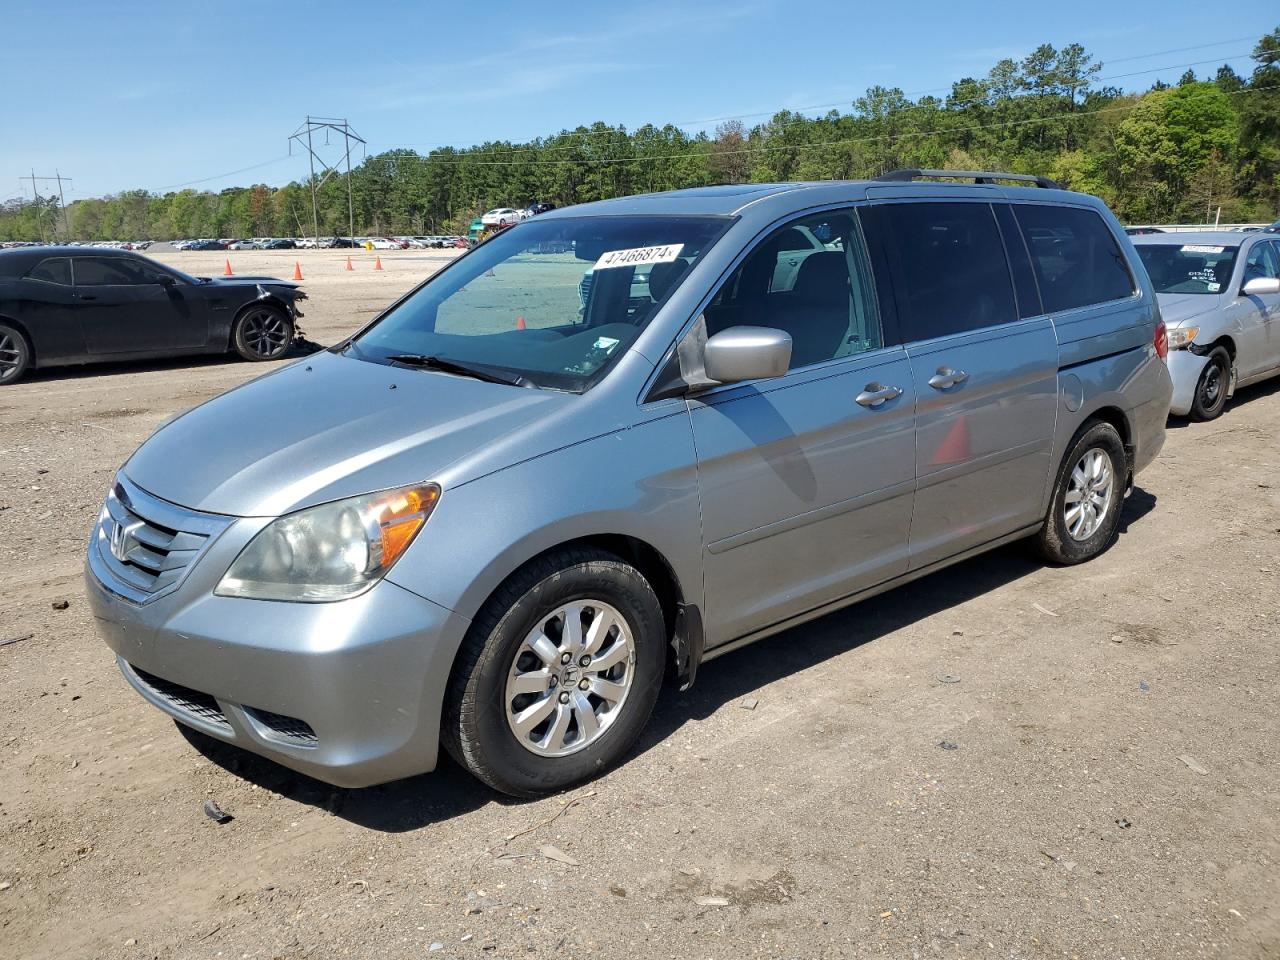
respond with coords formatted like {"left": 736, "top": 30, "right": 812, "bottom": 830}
{"left": 24, "top": 171, "right": 73, "bottom": 242}
{"left": 288, "top": 117, "right": 365, "bottom": 245}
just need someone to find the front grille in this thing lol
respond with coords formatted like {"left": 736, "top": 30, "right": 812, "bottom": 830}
{"left": 91, "top": 475, "right": 230, "bottom": 604}
{"left": 245, "top": 707, "right": 318, "bottom": 747}
{"left": 130, "top": 665, "right": 231, "bottom": 731}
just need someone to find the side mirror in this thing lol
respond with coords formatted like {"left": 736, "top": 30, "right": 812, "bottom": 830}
{"left": 1242, "top": 276, "right": 1280, "bottom": 296}
{"left": 703, "top": 326, "right": 792, "bottom": 384}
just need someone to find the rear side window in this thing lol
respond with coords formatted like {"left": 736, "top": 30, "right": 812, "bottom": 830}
{"left": 25, "top": 257, "right": 71, "bottom": 285}
{"left": 1015, "top": 205, "right": 1134, "bottom": 313}
{"left": 874, "top": 202, "right": 1018, "bottom": 340}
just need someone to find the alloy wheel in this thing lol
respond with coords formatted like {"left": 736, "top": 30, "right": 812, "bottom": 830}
{"left": 504, "top": 601, "right": 636, "bottom": 757}
{"left": 1064, "top": 448, "right": 1115, "bottom": 541}
{"left": 240, "top": 309, "right": 290, "bottom": 358}
{"left": 0, "top": 332, "right": 22, "bottom": 382}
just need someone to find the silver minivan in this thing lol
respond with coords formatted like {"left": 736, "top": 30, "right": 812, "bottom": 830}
{"left": 86, "top": 172, "right": 1173, "bottom": 797}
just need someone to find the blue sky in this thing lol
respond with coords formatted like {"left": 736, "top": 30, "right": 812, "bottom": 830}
{"left": 2, "top": 0, "right": 1276, "bottom": 201}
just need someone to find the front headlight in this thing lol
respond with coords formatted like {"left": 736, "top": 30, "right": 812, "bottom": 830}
{"left": 1167, "top": 325, "right": 1199, "bottom": 350}
{"left": 216, "top": 484, "right": 440, "bottom": 602}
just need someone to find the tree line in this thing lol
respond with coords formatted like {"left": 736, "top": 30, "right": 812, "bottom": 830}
{"left": 3, "top": 28, "right": 1278, "bottom": 242}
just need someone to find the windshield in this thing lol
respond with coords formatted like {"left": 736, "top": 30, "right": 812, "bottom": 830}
{"left": 1136, "top": 243, "right": 1238, "bottom": 295}
{"left": 352, "top": 215, "right": 729, "bottom": 391}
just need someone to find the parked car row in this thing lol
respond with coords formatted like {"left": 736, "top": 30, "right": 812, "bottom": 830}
{"left": 169, "top": 235, "right": 468, "bottom": 251}
{"left": 1, "top": 239, "right": 153, "bottom": 251}
{"left": 480, "top": 202, "right": 557, "bottom": 227}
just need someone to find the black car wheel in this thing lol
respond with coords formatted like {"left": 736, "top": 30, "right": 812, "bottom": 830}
{"left": 232, "top": 305, "right": 294, "bottom": 361}
{"left": 443, "top": 547, "right": 666, "bottom": 797}
{"left": 1189, "top": 347, "right": 1230, "bottom": 422}
{"left": 0, "top": 323, "right": 31, "bottom": 385}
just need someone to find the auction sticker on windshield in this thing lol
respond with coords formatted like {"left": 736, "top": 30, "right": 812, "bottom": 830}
{"left": 1181, "top": 244, "right": 1226, "bottom": 254}
{"left": 595, "top": 243, "right": 684, "bottom": 270}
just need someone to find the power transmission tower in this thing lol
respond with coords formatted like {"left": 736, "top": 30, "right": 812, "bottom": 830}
{"left": 24, "top": 171, "right": 73, "bottom": 241}
{"left": 288, "top": 117, "right": 365, "bottom": 245}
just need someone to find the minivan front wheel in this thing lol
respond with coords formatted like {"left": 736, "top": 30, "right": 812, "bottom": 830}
{"left": 1036, "top": 420, "right": 1126, "bottom": 565}
{"left": 443, "top": 547, "right": 665, "bottom": 797}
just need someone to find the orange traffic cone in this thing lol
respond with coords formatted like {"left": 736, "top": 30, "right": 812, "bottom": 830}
{"left": 516, "top": 315, "right": 526, "bottom": 330}
{"left": 223, "top": 259, "right": 233, "bottom": 276}
{"left": 345, "top": 255, "right": 353, "bottom": 271}
{"left": 292, "top": 261, "right": 303, "bottom": 281}
{"left": 374, "top": 255, "right": 383, "bottom": 271}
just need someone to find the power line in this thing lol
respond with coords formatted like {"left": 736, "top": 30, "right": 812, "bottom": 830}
{"left": 153, "top": 156, "right": 293, "bottom": 192}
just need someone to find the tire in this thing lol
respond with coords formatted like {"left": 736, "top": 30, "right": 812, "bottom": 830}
{"left": 1036, "top": 420, "right": 1127, "bottom": 565}
{"left": 1189, "top": 346, "right": 1230, "bottom": 422}
{"left": 232, "top": 305, "right": 294, "bottom": 361}
{"left": 443, "top": 547, "right": 666, "bottom": 797}
{"left": 0, "top": 323, "right": 31, "bottom": 386}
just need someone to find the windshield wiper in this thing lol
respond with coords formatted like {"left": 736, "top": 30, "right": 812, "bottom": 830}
{"left": 385, "top": 353, "right": 534, "bottom": 388}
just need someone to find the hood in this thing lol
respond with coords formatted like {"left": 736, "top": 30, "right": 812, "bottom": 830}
{"left": 203, "top": 276, "right": 299, "bottom": 290}
{"left": 125, "top": 350, "right": 576, "bottom": 516}
{"left": 1156, "top": 292, "right": 1221, "bottom": 327}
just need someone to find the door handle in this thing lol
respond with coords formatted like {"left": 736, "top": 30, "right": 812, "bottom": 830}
{"left": 75, "top": 294, "right": 99, "bottom": 301}
{"left": 928, "top": 367, "right": 969, "bottom": 390}
{"left": 855, "top": 383, "right": 903, "bottom": 407}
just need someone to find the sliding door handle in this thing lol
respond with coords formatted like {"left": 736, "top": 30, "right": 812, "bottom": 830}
{"left": 928, "top": 367, "right": 969, "bottom": 390}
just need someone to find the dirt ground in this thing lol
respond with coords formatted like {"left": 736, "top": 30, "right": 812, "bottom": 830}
{"left": 1, "top": 245, "right": 1278, "bottom": 959}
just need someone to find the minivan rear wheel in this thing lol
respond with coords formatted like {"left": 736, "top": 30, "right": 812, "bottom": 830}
{"left": 1036, "top": 420, "right": 1126, "bottom": 565}
{"left": 442, "top": 547, "right": 665, "bottom": 797}
{"left": 1189, "top": 347, "right": 1230, "bottom": 422}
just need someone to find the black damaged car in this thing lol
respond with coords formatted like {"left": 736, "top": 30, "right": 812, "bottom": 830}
{"left": 0, "top": 247, "right": 306, "bottom": 385}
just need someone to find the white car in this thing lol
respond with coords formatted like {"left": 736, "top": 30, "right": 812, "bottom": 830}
{"left": 368, "top": 237, "right": 401, "bottom": 250}
{"left": 481, "top": 208, "right": 522, "bottom": 227}
{"left": 1133, "top": 231, "right": 1280, "bottom": 421}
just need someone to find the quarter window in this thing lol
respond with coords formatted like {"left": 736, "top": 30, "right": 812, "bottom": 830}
{"left": 703, "top": 210, "right": 882, "bottom": 369}
{"left": 876, "top": 201, "right": 1018, "bottom": 340}
{"left": 25, "top": 257, "right": 72, "bottom": 285}
{"left": 1015, "top": 205, "right": 1134, "bottom": 313}
{"left": 73, "top": 257, "right": 145, "bottom": 286}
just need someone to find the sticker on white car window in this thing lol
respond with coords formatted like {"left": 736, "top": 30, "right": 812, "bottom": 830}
{"left": 593, "top": 336, "right": 620, "bottom": 352}
{"left": 1207, "top": 281, "right": 1221, "bottom": 292}
{"left": 594, "top": 243, "right": 684, "bottom": 270}
{"left": 1180, "top": 244, "right": 1225, "bottom": 254}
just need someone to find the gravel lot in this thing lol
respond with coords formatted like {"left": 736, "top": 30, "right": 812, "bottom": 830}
{"left": 1, "top": 246, "right": 1278, "bottom": 959}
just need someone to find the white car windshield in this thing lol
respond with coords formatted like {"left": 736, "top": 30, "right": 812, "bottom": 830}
{"left": 1136, "top": 243, "right": 1239, "bottom": 295}
{"left": 352, "top": 215, "right": 729, "bottom": 391}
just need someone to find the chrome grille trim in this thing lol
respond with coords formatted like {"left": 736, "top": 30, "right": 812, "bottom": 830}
{"left": 89, "top": 474, "right": 232, "bottom": 604}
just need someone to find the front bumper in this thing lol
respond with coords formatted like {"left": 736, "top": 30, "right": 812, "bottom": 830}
{"left": 1167, "top": 348, "right": 1210, "bottom": 417}
{"left": 84, "top": 488, "right": 470, "bottom": 788}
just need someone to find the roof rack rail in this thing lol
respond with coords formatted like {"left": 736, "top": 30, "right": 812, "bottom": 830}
{"left": 875, "top": 168, "right": 1063, "bottom": 190}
